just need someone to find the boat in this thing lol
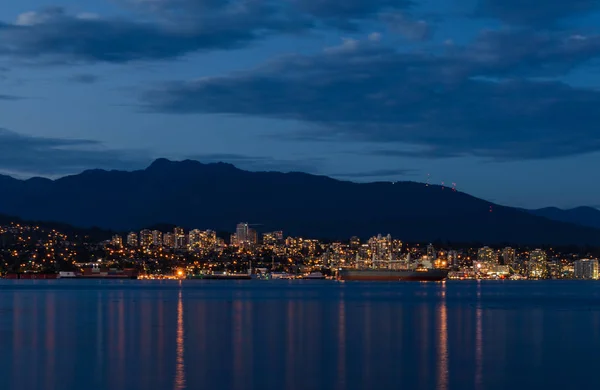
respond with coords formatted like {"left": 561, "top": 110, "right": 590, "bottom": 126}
{"left": 77, "top": 264, "right": 138, "bottom": 279}
{"left": 337, "top": 268, "right": 448, "bottom": 281}
{"left": 302, "top": 271, "right": 326, "bottom": 280}
{"left": 270, "top": 272, "right": 295, "bottom": 280}
{"left": 187, "top": 273, "right": 252, "bottom": 280}
{"left": 337, "top": 253, "right": 448, "bottom": 282}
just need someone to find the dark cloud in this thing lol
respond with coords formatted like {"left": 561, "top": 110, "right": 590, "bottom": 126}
{"left": 0, "top": 1, "right": 417, "bottom": 64}
{"left": 187, "top": 153, "right": 323, "bottom": 173}
{"left": 333, "top": 168, "right": 416, "bottom": 179}
{"left": 0, "top": 94, "right": 22, "bottom": 100}
{"left": 141, "top": 32, "right": 600, "bottom": 160}
{"left": 380, "top": 12, "right": 431, "bottom": 41}
{"left": 0, "top": 7, "right": 271, "bottom": 63}
{"left": 0, "top": 128, "right": 150, "bottom": 176}
{"left": 476, "top": 0, "right": 600, "bottom": 26}
{"left": 68, "top": 74, "right": 100, "bottom": 84}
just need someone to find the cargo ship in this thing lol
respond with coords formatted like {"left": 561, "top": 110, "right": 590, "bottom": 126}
{"left": 336, "top": 253, "right": 448, "bottom": 281}
{"left": 187, "top": 273, "right": 252, "bottom": 280}
{"left": 337, "top": 267, "right": 448, "bottom": 281}
{"left": 70, "top": 264, "right": 138, "bottom": 279}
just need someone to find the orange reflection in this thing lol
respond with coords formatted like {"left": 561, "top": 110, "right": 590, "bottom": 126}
{"left": 174, "top": 290, "right": 186, "bottom": 390}
{"left": 437, "top": 300, "right": 448, "bottom": 390}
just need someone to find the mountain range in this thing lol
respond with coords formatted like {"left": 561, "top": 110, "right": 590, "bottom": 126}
{"left": 0, "top": 158, "right": 599, "bottom": 245}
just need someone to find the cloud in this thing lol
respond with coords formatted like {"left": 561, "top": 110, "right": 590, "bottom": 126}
{"left": 381, "top": 12, "right": 431, "bottom": 41}
{"left": 0, "top": 94, "right": 22, "bottom": 100}
{"left": 141, "top": 31, "right": 600, "bottom": 160}
{"left": 0, "top": 2, "right": 416, "bottom": 64}
{"left": 0, "top": 7, "right": 272, "bottom": 64}
{"left": 476, "top": 0, "right": 600, "bottom": 26}
{"left": 188, "top": 153, "right": 324, "bottom": 173}
{"left": 333, "top": 168, "right": 415, "bottom": 179}
{"left": 68, "top": 74, "right": 100, "bottom": 84}
{"left": 0, "top": 128, "right": 150, "bottom": 176}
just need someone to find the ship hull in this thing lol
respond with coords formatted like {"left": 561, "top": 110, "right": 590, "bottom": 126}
{"left": 187, "top": 274, "right": 252, "bottom": 280}
{"left": 337, "top": 269, "right": 448, "bottom": 281}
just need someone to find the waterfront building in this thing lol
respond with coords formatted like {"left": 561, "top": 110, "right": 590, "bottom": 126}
{"left": 478, "top": 246, "right": 498, "bottom": 264}
{"left": 127, "top": 232, "right": 138, "bottom": 247}
{"left": 448, "top": 250, "right": 459, "bottom": 267}
{"left": 427, "top": 243, "right": 436, "bottom": 260}
{"left": 502, "top": 247, "right": 516, "bottom": 267}
{"left": 528, "top": 249, "right": 547, "bottom": 279}
{"left": 574, "top": 259, "right": 599, "bottom": 280}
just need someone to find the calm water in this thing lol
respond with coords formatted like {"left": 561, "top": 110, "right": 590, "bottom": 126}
{"left": 1, "top": 280, "right": 599, "bottom": 390}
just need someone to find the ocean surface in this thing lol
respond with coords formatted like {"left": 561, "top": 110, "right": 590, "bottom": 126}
{"left": 1, "top": 280, "right": 599, "bottom": 390}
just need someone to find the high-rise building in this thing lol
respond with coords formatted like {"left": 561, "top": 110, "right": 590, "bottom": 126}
{"left": 189, "top": 229, "right": 202, "bottom": 248}
{"left": 111, "top": 235, "right": 123, "bottom": 248}
{"left": 235, "top": 223, "right": 257, "bottom": 247}
{"left": 528, "top": 249, "right": 547, "bottom": 278}
{"left": 163, "top": 233, "right": 175, "bottom": 248}
{"left": 127, "top": 232, "right": 138, "bottom": 247}
{"left": 236, "top": 223, "right": 249, "bottom": 244}
{"left": 248, "top": 228, "right": 258, "bottom": 245}
{"left": 152, "top": 230, "right": 163, "bottom": 247}
{"left": 448, "top": 250, "right": 459, "bottom": 267}
{"left": 478, "top": 246, "right": 498, "bottom": 264}
{"left": 263, "top": 231, "right": 282, "bottom": 245}
{"left": 139, "top": 229, "right": 153, "bottom": 247}
{"left": 427, "top": 243, "right": 436, "bottom": 260}
{"left": 502, "top": 247, "right": 516, "bottom": 267}
{"left": 203, "top": 230, "right": 218, "bottom": 249}
{"left": 574, "top": 259, "right": 599, "bottom": 280}
{"left": 174, "top": 227, "right": 186, "bottom": 249}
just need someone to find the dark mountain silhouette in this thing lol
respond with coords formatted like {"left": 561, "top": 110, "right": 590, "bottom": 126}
{"left": 1, "top": 158, "right": 599, "bottom": 245}
{"left": 527, "top": 207, "right": 600, "bottom": 230}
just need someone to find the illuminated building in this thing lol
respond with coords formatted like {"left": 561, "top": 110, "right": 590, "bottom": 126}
{"left": 427, "top": 243, "right": 436, "bottom": 260}
{"left": 174, "top": 227, "right": 186, "bottom": 249}
{"left": 235, "top": 223, "right": 257, "bottom": 247}
{"left": 263, "top": 231, "right": 284, "bottom": 245}
{"left": 139, "top": 229, "right": 153, "bottom": 247}
{"left": 502, "top": 247, "right": 516, "bottom": 267}
{"left": 528, "top": 249, "right": 547, "bottom": 279}
{"left": 448, "top": 250, "right": 459, "bottom": 267}
{"left": 111, "top": 235, "right": 123, "bottom": 248}
{"left": 127, "top": 232, "right": 138, "bottom": 247}
{"left": 478, "top": 246, "right": 498, "bottom": 264}
{"left": 189, "top": 229, "right": 202, "bottom": 248}
{"left": 236, "top": 223, "right": 249, "bottom": 244}
{"left": 163, "top": 232, "right": 175, "bottom": 248}
{"left": 574, "top": 259, "right": 599, "bottom": 280}
{"left": 152, "top": 230, "right": 163, "bottom": 247}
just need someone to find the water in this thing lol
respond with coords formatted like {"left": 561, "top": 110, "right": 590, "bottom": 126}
{"left": 1, "top": 280, "right": 599, "bottom": 390}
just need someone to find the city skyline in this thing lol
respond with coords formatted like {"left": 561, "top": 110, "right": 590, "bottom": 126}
{"left": 2, "top": 1, "right": 600, "bottom": 209}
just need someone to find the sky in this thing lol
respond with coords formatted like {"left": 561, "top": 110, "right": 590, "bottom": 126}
{"left": 2, "top": 0, "right": 600, "bottom": 209}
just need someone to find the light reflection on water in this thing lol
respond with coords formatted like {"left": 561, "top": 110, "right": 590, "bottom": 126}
{"left": 1, "top": 280, "right": 600, "bottom": 390}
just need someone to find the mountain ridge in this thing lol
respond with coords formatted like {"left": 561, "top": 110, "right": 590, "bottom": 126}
{"left": 0, "top": 159, "right": 599, "bottom": 245}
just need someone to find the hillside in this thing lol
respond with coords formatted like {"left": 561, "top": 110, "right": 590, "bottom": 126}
{"left": 0, "top": 158, "right": 599, "bottom": 245}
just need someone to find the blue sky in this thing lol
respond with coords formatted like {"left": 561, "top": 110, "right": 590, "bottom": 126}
{"left": 2, "top": 0, "right": 600, "bottom": 209}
